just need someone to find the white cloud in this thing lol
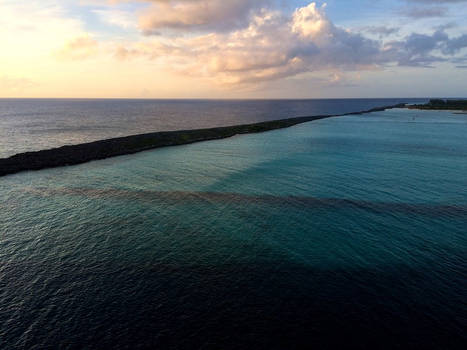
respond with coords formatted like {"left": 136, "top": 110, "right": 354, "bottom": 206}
{"left": 292, "top": 3, "right": 329, "bottom": 39}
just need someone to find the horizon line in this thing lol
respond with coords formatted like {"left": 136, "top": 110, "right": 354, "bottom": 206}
{"left": 0, "top": 97, "right": 453, "bottom": 101}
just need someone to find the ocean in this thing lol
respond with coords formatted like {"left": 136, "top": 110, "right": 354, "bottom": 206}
{"left": 1, "top": 100, "right": 466, "bottom": 349}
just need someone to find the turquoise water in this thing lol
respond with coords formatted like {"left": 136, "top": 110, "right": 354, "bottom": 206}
{"left": 1, "top": 108, "right": 466, "bottom": 349}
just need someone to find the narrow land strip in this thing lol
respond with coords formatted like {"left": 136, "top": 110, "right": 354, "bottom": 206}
{"left": 0, "top": 104, "right": 406, "bottom": 177}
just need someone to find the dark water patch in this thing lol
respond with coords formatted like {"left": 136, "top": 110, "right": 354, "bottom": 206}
{"left": 28, "top": 187, "right": 467, "bottom": 218}
{"left": 1, "top": 260, "right": 465, "bottom": 349}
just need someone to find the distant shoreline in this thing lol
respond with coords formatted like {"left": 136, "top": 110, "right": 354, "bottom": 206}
{"left": 0, "top": 103, "right": 406, "bottom": 177}
{"left": 408, "top": 99, "right": 467, "bottom": 111}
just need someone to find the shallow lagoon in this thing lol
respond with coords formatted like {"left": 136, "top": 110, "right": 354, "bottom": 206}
{"left": 1, "top": 109, "right": 466, "bottom": 349}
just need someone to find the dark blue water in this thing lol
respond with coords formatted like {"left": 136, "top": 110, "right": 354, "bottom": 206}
{"left": 1, "top": 105, "right": 466, "bottom": 349}
{"left": 0, "top": 98, "right": 424, "bottom": 157}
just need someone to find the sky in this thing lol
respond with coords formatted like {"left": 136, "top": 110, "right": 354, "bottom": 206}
{"left": 0, "top": 0, "right": 466, "bottom": 98}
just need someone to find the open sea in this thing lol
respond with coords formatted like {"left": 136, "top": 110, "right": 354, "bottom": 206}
{"left": 1, "top": 99, "right": 466, "bottom": 349}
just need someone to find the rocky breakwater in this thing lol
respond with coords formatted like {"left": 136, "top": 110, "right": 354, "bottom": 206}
{"left": 0, "top": 103, "right": 406, "bottom": 177}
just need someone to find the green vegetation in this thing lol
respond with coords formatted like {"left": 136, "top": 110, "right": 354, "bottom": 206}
{"left": 409, "top": 99, "right": 467, "bottom": 111}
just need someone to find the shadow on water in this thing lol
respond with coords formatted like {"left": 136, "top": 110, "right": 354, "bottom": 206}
{"left": 2, "top": 260, "right": 466, "bottom": 349}
{"left": 28, "top": 187, "right": 467, "bottom": 218}
{"left": 5, "top": 188, "right": 466, "bottom": 349}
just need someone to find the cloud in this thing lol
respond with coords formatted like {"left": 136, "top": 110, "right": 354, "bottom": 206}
{"left": 443, "top": 34, "right": 467, "bottom": 54}
{"left": 451, "top": 56, "right": 467, "bottom": 64}
{"left": 107, "top": 2, "right": 467, "bottom": 86}
{"left": 434, "top": 22, "right": 458, "bottom": 31}
{"left": 137, "top": 0, "right": 271, "bottom": 34}
{"left": 115, "top": 3, "right": 467, "bottom": 85}
{"left": 400, "top": 6, "right": 448, "bottom": 18}
{"left": 2, "top": 0, "right": 465, "bottom": 97}
{"left": 399, "top": 0, "right": 467, "bottom": 19}
{"left": 79, "top": 0, "right": 264, "bottom": 32}
{"left": 384, "top": 30, "right": 467, "bottom": 67}
{"left": 292, "top": 2, "right": 330, "bottom": 38}
{"left": 57, "top": 35, "right": 99, "bottom": 60}
{"left": 0, "top": 1, "right": 84, "bottom": 49}
{"left": 0, "top": 76, "right": 36, "bottom": 92}
{"left": 363, "top": 26, "right": 400, "bottom": 37}
{"left": 113, "top": 3, "right": 389, "bottom": 85}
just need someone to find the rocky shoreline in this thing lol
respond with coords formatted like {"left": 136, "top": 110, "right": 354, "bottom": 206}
{"left": 0, "top": 103, "right": 406, "bottom": 177}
